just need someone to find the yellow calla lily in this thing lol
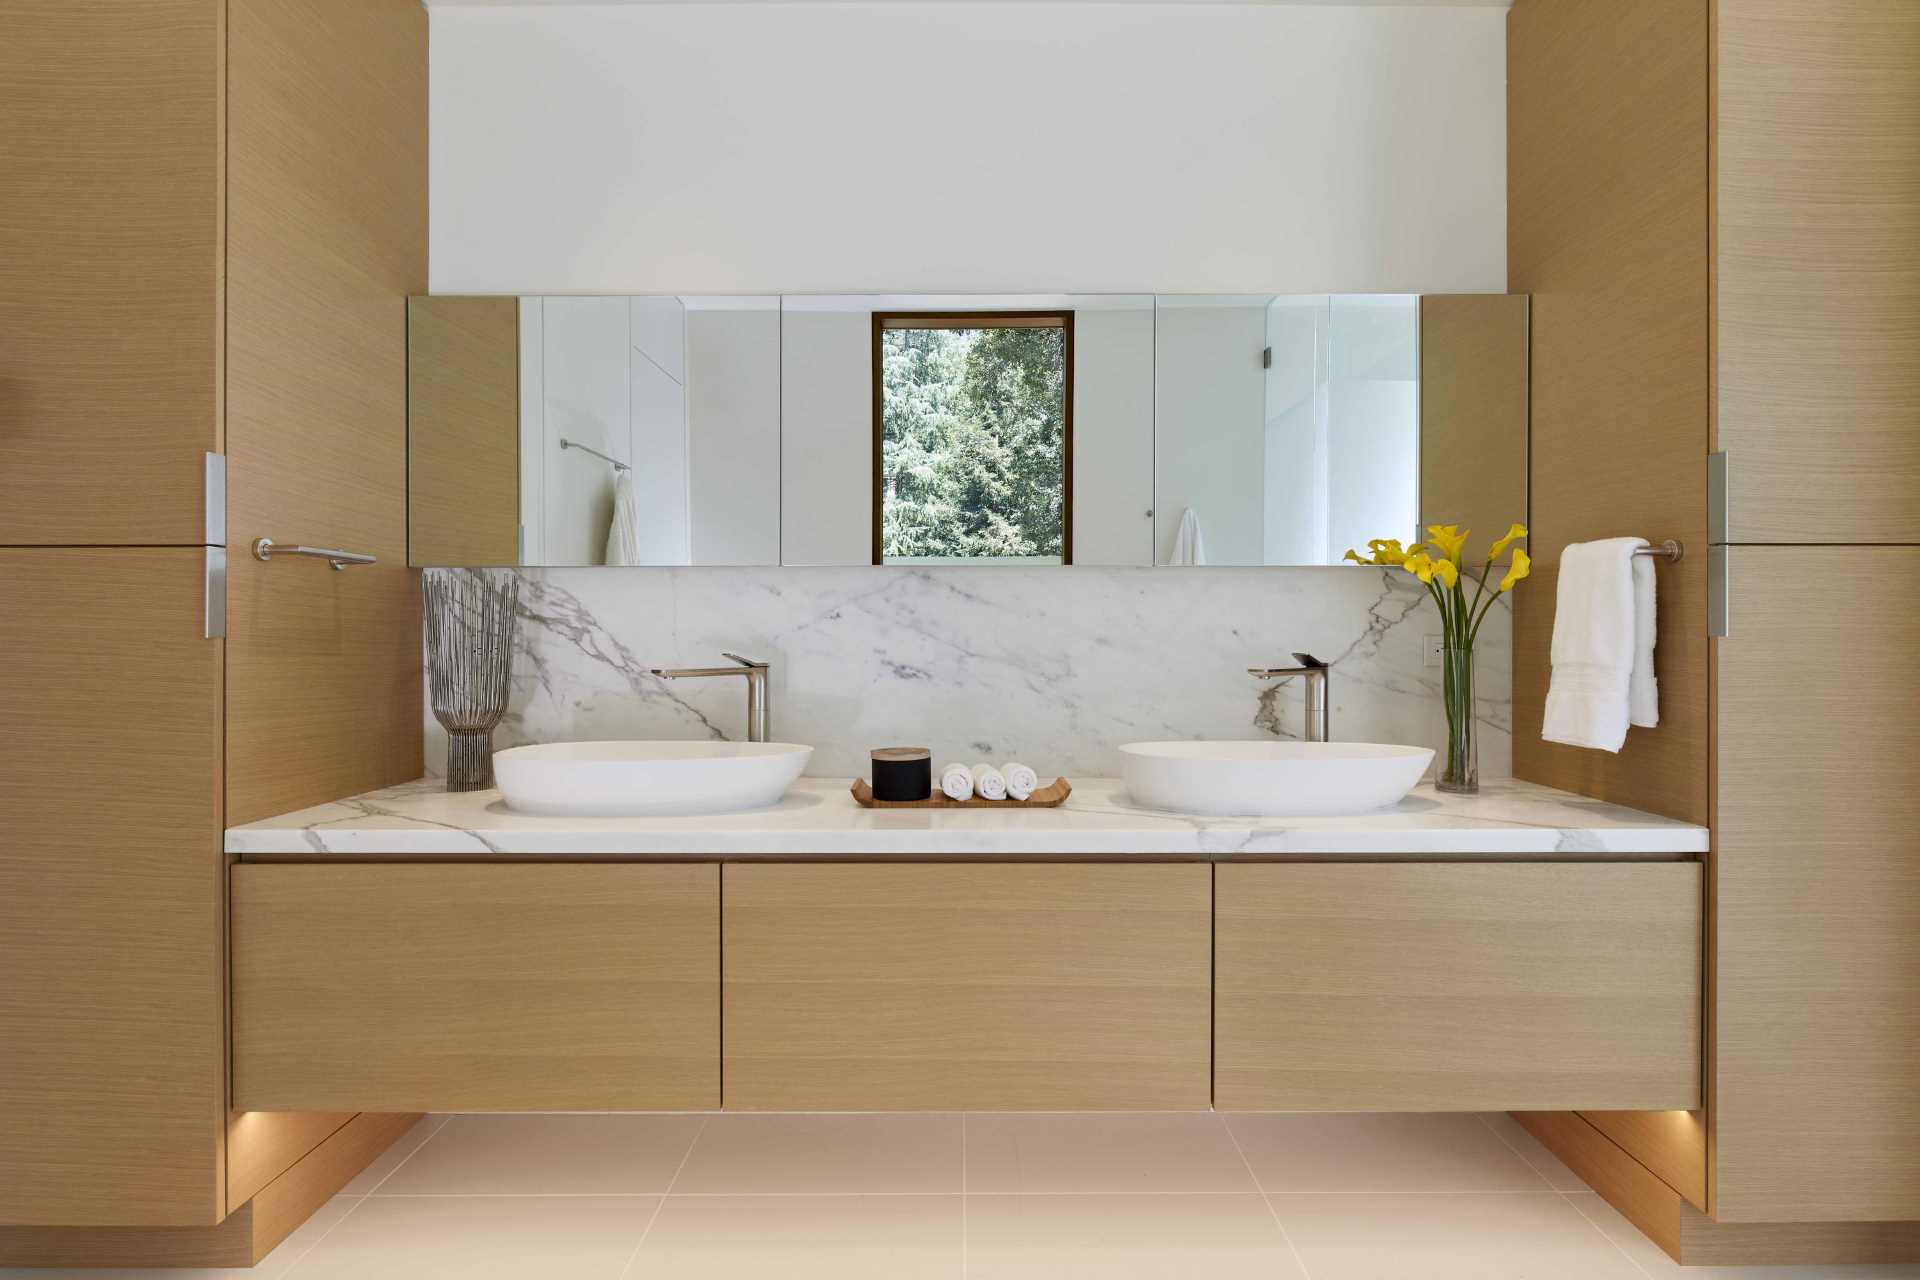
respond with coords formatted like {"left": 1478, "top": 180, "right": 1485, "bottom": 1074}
{"left": 1488, "top": 522, "right": 1528, "bottom": 562}
{"left": 1345, "top": 538, "right": 1418, "bottom": 567}
{"left": 1342, "top": 548, "right": 1368, "bottom": 565}
{"left": 1425, "top": 524, "right": 1469, "bottom": 565}
{"left": 1432, "top": 558, "right": 1460, "bottom": 589}
{"left": 1500, "top": 546, "right": 1532, "bottom": 592}
{"left": 1403, "top": 551, "right": 1436, "bottom": 584}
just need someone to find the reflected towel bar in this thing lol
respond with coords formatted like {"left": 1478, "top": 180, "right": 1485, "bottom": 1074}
{"left": 251, "top": 538, "right": 376, "bottom": 570}
{"left": 559, "top": 437, "right": 631, "bottom": 473}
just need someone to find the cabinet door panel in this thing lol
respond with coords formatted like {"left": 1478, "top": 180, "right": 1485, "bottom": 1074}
{"left": 0, "top": 550, "right": 225, "bottom": 1224}
{"left": 0, "top": 0, "right": 222, "bottom": 543}
{"left": 1216, "top": 863, "right": 1701, "bottom": 1112}
{"left": 232, "top": 863, "right": 719, "bottom": 1112}
{"left": 724, "top": 864, "right": 1211, "bottom": 1111}
{"left": 1717, "top": 0, "right": 1920, "bottom": 542}
{"left": 1715, "top": 547, "right": 1920, "bottom": 1221}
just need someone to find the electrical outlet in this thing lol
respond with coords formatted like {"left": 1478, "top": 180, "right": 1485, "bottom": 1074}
{"left": 1424, "top": 634, "right": 1444, "bottom": 667}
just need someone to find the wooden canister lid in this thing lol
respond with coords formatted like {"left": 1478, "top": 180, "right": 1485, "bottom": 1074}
{"left": 871, "top": 747, "right": 931, "bottom": 763}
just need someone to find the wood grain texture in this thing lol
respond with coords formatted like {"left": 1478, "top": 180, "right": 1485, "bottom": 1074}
{"left": 1515, "top": 1110, "right": 1687, "bottom": 1260}
{"left": 1419, "top": 294, "right": 1531, "bottom": 544}
{"left": 1679, "top": 1204, "right": 1920, "bottom": 1267}
{"left": 1714, "top": 548, "right": 1920, "bottom": 1222}
{"left": 723, "top": 863, "right": 1211, "bottom": 1111}
{"left": 231, "top": 864, "right": 719, "bottom": 1111}
{"left": 0, "top": 1112, "right": 421, "bottom": 1268}
{"left": 1716, "top": 0, "right": 1920, "bottom": 542}
{"left": 225, "top": 1109, "right": 354, "bottom": 1209}
{"left": 1216, "top": 863, "right": 1702, "bottom": 1112}
{"left": 0, "top": 550, "right": 225, "bottom": 1225}
{"left": 0, "top": 0, "right": 222, "bottom": 544}
{"left": 1507, "top": 0, "right": 1712, "bottom": 825}
{"left": 408, "top": 296, "right": 521, "bottom": 566}
{"left": 1579, "top": 1109, "right": 1707, "bottom": 1209}
{"left": 223, "top": 0, "right": 426, "bottom": 823}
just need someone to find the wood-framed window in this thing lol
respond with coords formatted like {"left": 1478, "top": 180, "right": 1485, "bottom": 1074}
{"left": 871, "top": 311, "right": 1074, "bottom": 565}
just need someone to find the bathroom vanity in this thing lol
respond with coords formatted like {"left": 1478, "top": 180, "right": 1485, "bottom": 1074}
{"left": 227, "top": 778, "right": 1705, "bottom": 1118}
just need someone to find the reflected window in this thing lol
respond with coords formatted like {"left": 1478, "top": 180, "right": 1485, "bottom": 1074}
{"left": 873, "top": 312, "right": 1073, "bottom": 564}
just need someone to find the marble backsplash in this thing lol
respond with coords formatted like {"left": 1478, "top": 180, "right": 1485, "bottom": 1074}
{"left": 424, "top": 566, "right": 1513, "bottom": 781}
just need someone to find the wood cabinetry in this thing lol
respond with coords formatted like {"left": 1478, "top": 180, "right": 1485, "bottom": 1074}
{"left": 0, "top": 0, "right": 426, "bottom": 1255}
{"left": 1215, "top": 863, "right": 1702, "bottom": 1112}
{"left": 723, "top": 863, "right": 1212, "bottom": 1111}
{"left": 232, "top": 864, "right": 720, "bottom": 1112}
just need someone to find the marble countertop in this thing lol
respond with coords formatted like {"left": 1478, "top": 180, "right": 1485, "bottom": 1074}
{"left": 227, "top": 776, "right": 1707, "bottom": 858}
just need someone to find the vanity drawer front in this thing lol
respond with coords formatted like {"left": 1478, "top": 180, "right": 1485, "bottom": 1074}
{"left": 1215, "top": 862, "right": 1701, "bottom": 1112}
{"left": 724, "top": 863, "right": 1212, "bottom": 1111}
{"left": 231, "top": 863, "right": 718, "bottom": 1111}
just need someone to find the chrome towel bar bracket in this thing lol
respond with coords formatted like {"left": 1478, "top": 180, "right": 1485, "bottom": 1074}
{"left": 252, "top": 537, "right": 376, "bottom": 570}
{"left": 1635, "top": 539, "right": 1684, "bottom": 562}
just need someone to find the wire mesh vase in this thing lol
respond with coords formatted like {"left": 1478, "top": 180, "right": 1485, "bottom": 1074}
{"left": 424, "top": 570, "right": 520, "bottom": 792}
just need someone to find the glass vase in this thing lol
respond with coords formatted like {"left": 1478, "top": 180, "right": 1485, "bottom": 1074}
{"left": 1438, "top": 645, "right": 1479, "bottom": 794}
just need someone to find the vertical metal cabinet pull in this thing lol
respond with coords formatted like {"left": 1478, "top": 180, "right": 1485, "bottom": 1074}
{"left": 251, "top": 538, "right": 377, "bottom": 570}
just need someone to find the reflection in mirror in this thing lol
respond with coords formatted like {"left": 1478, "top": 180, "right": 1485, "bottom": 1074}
{"left": 780, "top": 295, "right": 1155, "bottom": 567}
{"left": 1154, "top": 295, "right": 1420, "bottom": 566}
{"left": 876, "top": 312, "right": 1072, "bottom": 565}
{"left": 406, "top": 295, "right": 780, "bottom": 567}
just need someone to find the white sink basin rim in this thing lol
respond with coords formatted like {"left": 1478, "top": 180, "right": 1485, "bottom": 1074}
{"left": 1119, "top": 740, "right": 1433, "bottom": 817}
{"left": 494, "top": 740, "right": 812, "bottom": 816}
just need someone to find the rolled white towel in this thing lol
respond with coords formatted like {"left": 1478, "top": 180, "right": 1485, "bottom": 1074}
{"left": 939, "top": 762, "right": 974, "bottom": 802}
{"left": 970, "top": 762, "right": 1008, "bottom": 801}
{"left": 1001, "top": 762, "right": 1039, "bottom": 801}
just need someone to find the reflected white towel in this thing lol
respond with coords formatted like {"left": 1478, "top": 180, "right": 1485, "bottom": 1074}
{"left": 604, "top": 469, "right": 642, "bottom": 567}
{"left": 1170, "top": 508, "right": 1207, "bottom": 566}
{"left": 970, "top": 762, "right": 1008, "bottom": 801}
{"left": 939, "top": 762, "right": 974, "bottom": 802}
{"left": 1543, "top": 538, "right": 1658, "bottom": 752}
{"left": 1002, "top": 762, "right": 1039, "bottom": 801}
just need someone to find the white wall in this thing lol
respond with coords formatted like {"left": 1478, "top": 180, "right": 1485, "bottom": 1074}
{"left": 686, "top": 300, "right": 782, "bottom": 565}
{"left": 430, "top": 3, "right": 1506, "bottom": 295}
{"left": 1154, "top": 300, "right": 1270, "bottom": 565}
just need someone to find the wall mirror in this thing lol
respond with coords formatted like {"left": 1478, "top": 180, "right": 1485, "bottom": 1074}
{"left": 408, "top": 292, "right": 1526, "bottom": 568}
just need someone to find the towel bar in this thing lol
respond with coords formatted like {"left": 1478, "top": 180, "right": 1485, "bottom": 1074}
{"left": 1634, "top": 540, "right": 1684, "bottom": 562}
{"left": 558, "top": 437, "right": 631, "bottom": 473}
{"left": 251, "top": 538, "right": 376, "bottom": 570}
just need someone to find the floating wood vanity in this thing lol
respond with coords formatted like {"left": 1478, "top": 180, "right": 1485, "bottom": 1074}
{"left": 227, "top": 778, "right": 1706, "bottom": 1116}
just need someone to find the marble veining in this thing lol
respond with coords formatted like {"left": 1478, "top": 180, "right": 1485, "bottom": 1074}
{"left": 424, "top": 566, "right": 1514, "bottom": 781}
{"left": 227, "top": 776, "right": 1705, "bottom": 858}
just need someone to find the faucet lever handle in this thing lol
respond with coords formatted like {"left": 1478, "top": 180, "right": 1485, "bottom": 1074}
{"left": 722, "top": 652, "right": 767, "bottom": 669}
{"left": 1291, "top": 652, "right": 1327, "bottom": 669}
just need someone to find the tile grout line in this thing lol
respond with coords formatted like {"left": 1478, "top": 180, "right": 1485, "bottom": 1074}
{"left": 616, "top": 1114, "right": 709, "bottom": 1280}
{"left": 280, "top": 1113, "right": 449, "bottom": 1278}
{"left": 1220, "top": 1114, "right": 1315, "bottom": 1280}
{"left": 1472, "top": 1112, "right": 1560, "bottom": 1192}
{"left": 1474, "top": 1113, "right": 1657, "bottom": 1279}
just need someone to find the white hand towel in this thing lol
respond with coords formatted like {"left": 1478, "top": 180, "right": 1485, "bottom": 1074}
{"left": 604, "top": 469, "right": 642, "bottom": 567}
{"left": 1542, "top": 538, "right": 1656, "bottom": 752}
{"left": 969, "top": 762, "right": 1008, "bottom": 801}
{"left": 1169, "top": 508, "right": 1207, "bottom": 567}
{"left": 939, "top": 762, "right": 974, "bottom": 802}
{"left": 1628, "top": 552, "right": 1660, "bottom": 729}
{"left": 1001, "top": 762, "right": 1039, "bottom": 801}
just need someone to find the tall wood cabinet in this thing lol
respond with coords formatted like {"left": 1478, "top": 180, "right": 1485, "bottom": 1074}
{"left": 0, "top": 0, "right": 425, "bottom": 1265}
{"left": 1510, "top": 0, "right": 1920, "bottom": 1260}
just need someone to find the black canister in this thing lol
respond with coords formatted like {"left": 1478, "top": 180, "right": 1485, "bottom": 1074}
{"left": 870, "top": 747, "right": 933, "bottom": 802}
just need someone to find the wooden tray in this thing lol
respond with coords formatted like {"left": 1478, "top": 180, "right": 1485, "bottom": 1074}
{"left": 850, "top": 777, "right": 1072, "bottom": 809}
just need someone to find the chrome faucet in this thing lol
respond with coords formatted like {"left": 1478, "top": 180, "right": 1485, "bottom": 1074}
{"left": 1249, "top": 652, "right": 1331, "bottom": 743}
{"left": 651, "top": 652, "right": 771, "bottom": 743}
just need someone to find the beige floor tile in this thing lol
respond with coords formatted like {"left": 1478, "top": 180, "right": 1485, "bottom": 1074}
{"left": 284, "top": 1194, "right": 654, "bottom": 1279}
{"left": 1268, "top": 1191, "right": 1642, "bottom": 1279}
{"left": 623, "top": 1194, "right": 962, "bottom": 1280}
{"left": 375, "top": 1114, "right": 704, "bottom": 1196}
{"left": 1225, "top": 1112, "right": 1551, "bottom": 1193}
{"left": 252, "top": 1191, "right": 366, "bottom": 1277}
{"left": 965, "top": 1113, "right": 1258, "bottom": 1194}
{"left": 1566, "top": 1191, "right": 1920, "bottom": 1280}
{"left": 671, "top": 1113, "right": 960, "bottom": 1194}
{"left": 1478, "top": 1112, "right": 1592, "bottom": 1192}
{"left": 339, "top": 1114, "right": 450, "bottom": 1195}
{"left": 966, "top": 1193, "right": 1306, "bottom": 1280}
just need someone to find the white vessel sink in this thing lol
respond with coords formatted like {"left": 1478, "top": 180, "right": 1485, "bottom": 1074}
{"left": 1119, "top": 741, "right": 1434, "bottom": 817}
{"left": 494, "top": 741, "right": 812, "bottom": 816}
